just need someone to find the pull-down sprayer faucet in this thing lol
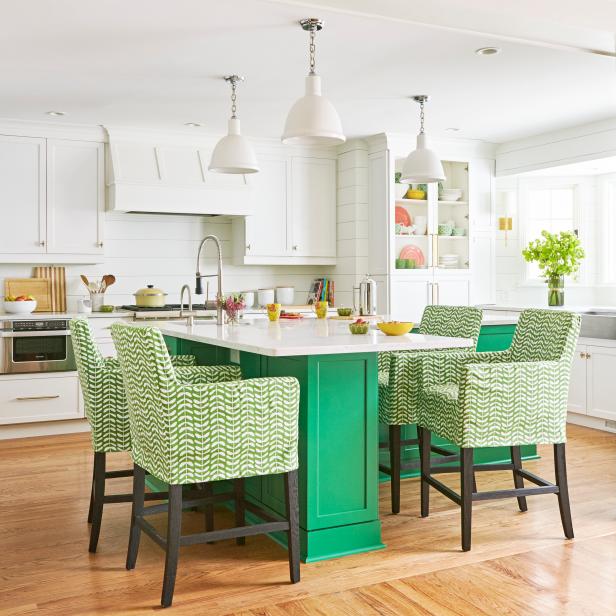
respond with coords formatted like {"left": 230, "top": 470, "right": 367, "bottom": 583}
{"left": 195, "top": 234, "right": 224, "bottom": 325}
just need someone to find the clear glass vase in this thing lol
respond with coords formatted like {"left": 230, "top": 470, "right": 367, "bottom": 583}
{"left": 547, "top": 275, "right": 565, "bottom": 307}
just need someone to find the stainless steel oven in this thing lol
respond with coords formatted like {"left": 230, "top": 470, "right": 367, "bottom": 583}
{"left": 0, "top": 319, "right": 76, "bottom": 374}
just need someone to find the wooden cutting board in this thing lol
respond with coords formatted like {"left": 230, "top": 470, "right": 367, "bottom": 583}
{"left": 33, "top": 266, "right": 66, "bottom": 312}
{"left": 4, "top": 278, "right": 52, "bottom": 312}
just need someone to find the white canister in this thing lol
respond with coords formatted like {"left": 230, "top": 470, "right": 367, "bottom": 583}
{"left": 276, "top": 286, "right": 294, "bottom": 306}
{"left": 414, "top": 215, "right": 427, "bottom": 235}
{"left": 257, "top": 288, "right": 275, "bottom": 307}
{"left": 78, "top": 298, "right": 92, "bottom": 313}
{"left": 242, "top": 291, "right": 255, "bottom": 308}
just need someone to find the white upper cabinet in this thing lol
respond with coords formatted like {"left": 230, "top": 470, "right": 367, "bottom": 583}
{"left": 0, "top": 134, "right": 105, "bottom": 263}
{"left": 244, "top": 157, "right": 288, "bottom": 257}
{"left": 232, "top": 153, "right": 337, "bottom": 265}
{"left": 46, "top": 140, "right": 104, "bottom": 255}
{"left": 0, "top": 135, "right": 46, "bottom": 254}
{"left": 290, "top": 157, "right": 336, "bottom": 258}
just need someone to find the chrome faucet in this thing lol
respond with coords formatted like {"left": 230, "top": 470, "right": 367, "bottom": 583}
{"left": 179, "top": 284, "right": 194, "bottom": 327}
{"left": 195, "top": 234, "right": 224, "bottom": 325}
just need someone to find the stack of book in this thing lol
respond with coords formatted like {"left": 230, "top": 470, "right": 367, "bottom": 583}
{"left": 308, "top": 278, "right": 335, "bottom": 306}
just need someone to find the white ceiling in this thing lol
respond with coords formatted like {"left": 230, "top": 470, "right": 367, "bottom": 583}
{"left": 1, "top": 0, "right": 615, "bottom": 143}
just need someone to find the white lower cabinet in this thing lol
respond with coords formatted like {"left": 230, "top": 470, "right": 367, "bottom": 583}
{"left": 0, "top": 373, "right": 82, "bottom": 425}
{"left": 389, "top": 273, "right": 471, "bottom": 322}
{"left": 567, "top": 344, "right": 588, "bottom": 414}
{"left": 390, "top": 279, "right": 431, "bottom": 322}
{"left": 568, "top": 342, "right": 616, "bottom": 422}
{"left": 587, "top": 345, "right": 616, "bottom": 421}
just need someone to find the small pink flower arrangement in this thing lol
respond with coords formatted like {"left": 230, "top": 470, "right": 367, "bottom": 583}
{"left": 217, "top": 293, "right": 245, "bottom": 324}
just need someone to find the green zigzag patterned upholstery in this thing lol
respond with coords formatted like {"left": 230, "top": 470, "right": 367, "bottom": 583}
{"left": 70, "top": 319, "right": 234, "bottom": 453}
{"left": 419, "top": 309, "right": 581, "bottom": 448}
{"left": 110, "top": 324, "right": 300, "bottom": 485}
{"left": 378, "top": 306, "right": 483, "bottom": 426}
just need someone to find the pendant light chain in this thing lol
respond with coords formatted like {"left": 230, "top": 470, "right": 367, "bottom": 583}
{"left": 309, "top": 27, "right": 317, "bottom": 75}
{"left": 419, "top": 99, "right": 425, "bottom": 134}
{"left": 230, "top": 78, "right": 238, "bottom": 119}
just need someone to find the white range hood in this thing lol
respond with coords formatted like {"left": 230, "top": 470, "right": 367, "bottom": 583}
{"left": 105, "top": 127, "right": 253, "bottom": 216}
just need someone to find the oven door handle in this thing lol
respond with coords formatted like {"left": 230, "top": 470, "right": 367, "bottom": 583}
{"left": 15, "top": 395, "right": 61, "bottom": 401}
{"left": 2, "top": 330, "right": 71, "bottom": 338}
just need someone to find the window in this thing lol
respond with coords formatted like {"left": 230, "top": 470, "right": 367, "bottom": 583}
{"left": 521, "top": 182, "right": 579, "bottom": 282}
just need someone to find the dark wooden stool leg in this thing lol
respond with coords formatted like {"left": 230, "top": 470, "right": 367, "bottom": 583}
{"left": 126, "top": 464, "right": 145, "bottom": 570}
{"left": 389, "top": 425, "right": 401, "bottom": 514}
{"left": 87, "top": 462, "right": 95, "bottom": 524}
{"left": 554, "top": 443, "right": 574, "bottom": 539}
{"left": 419, "top": 427, "right": 431, "bottom": 518}
{"left": 284, "top": 469, "right": 300, "bottom": 584}
{"left": 202, "top": 483, "right": 215, "bottom": 544}
{"left": 234, "top": 478, "right": 245, "bottom": 546}
{"left": 161, "top": 485, "right": 183, "bottom": 608}
{"left": 461, "top": 448, "right": 474, "bottom": 552}
{"left": 88, "top": 452, "right": 106, "bottom": 553}
{"left": 510, "top": 446, "right": 528, "bottom": 512}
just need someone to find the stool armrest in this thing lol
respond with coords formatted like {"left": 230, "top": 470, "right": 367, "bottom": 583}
{"left": 174, "top": 365, "right": 241, "bottom": 384}
{"left": 459, "top": 360, "right": 568, "bottom": 446}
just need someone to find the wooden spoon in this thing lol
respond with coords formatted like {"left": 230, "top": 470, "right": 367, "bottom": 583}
{"left": 80, "top": 274, "right": 90, "bottom": 289}
{"left": 102, "top": 274, "right": 116, "bottom": 291}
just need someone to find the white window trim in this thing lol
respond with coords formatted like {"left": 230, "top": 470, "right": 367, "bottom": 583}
{"left": 518, "top": 177, "right": 586, "bottom": 286}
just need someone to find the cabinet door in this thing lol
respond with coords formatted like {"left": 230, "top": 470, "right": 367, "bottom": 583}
{"left": 290, "top": 157, "right": 336, "bottom": 257}
{"left": 245, "top": 157, "right": 288, "bottom": 256}
{"left": 0, "top": 135, "right": 46, "bottom": 254}
{"left": 568, "top": 344, "right": 587, "bottom": 415}
{"left": 46, "top": 140, "right": 104, "bottom": 255}
{"left": 469, "top": 233, "right": 495, "bottom": 304}
{"left": 390, "top": 279, "right": 431, "bottom": 322}
{"left": 434, "top": 277, "right": 470, "bottom": 306}
{"left": 587, "top": 345, "right": 616, "bottom": 421}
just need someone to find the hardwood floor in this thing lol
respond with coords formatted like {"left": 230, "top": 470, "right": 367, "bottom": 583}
{"left": 1, "top": 425, "right": 615, "bottom": 615}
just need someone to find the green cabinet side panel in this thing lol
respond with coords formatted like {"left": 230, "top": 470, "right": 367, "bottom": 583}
{"left": 476, "top": 324, "right": 517, "bottom": 352}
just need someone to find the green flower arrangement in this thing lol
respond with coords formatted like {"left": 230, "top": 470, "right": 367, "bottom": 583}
{"left": 522, "top": 230, "right": 585, "bottom": 306}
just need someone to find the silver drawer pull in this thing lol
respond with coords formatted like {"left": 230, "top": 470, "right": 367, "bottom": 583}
{"left": 15, "top": 395, "right": 60, "bottom": 401}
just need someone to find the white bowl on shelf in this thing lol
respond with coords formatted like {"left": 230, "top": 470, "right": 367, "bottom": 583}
{"left": 3, "top": 299, "right": 37, "bottom": 314}
{"left": 439, "top": 188, "right": 463, "bottom": 201}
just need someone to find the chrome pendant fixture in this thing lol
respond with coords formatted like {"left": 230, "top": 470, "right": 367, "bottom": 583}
{"left": 401, "top": 95, "right": 445, "bottom": 184}
{"left": 282, "top": 18, "right": 345, "bottom": 146}
{"left": 209, "top": 75, "right": 259, "bottom": 174}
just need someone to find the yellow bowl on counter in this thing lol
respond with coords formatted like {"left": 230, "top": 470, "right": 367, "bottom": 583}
{"left": 377, "top": 321, "right": 414, "bottom": 336}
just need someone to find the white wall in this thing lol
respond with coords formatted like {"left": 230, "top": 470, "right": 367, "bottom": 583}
{"left": 0, "top": 212, "right": 334, "bottom": 310}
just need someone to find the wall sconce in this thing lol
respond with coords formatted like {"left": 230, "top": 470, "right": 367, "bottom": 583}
{"left": 498, "top": 216, "right": 513, "bottom": 245}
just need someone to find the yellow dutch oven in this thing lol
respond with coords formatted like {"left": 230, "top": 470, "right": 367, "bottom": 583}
{"left": 134, "top": 285, "right": 168, "bottom": 308}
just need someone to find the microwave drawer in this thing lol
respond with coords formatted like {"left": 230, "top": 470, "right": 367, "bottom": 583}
{"left": 0, "top": 374, "right": 82, "bottom": 425}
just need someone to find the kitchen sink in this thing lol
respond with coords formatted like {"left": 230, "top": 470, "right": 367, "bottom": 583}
{"left": 580, "top": 312, "right": 616, "bottom": 339}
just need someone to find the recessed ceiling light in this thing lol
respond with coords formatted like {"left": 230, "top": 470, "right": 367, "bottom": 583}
{"left": 46, "top": 111, "right": 66, "bottom": 116}
{"left": 184, "top": 122, "right": 202, "bottom": 127}
{"left": 475, "top": 47, "right": 501, "bottom": 56}
{"left": 445, "top": 127, "right": 460, "bottom": 132}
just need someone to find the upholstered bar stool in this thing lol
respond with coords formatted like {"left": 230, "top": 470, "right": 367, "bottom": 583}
{"left": 378, "top": 305, "right": 483, "bottom": 513}
{"left": 70, "top": 319, "right": 241, "bottom": 553}
{"left": 418, "top": 309, "right": 580, "bottom": 551}
{"left": 111, "top": 324, "right": 301, "bottom": 608}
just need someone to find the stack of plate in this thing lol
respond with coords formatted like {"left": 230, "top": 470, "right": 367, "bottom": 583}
{"left": 439, "top": 188, "right": 463, "bottom": 201}
{"left": 438, "top": 254, "right": 460, "bottom": 269}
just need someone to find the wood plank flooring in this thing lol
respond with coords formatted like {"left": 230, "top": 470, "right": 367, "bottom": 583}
{"left": 1, "top": 425, "right": 615, "bottom": 615}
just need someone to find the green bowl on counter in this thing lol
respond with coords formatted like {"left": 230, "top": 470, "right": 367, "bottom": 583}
{"left": 349, "top": 322, "right": 369, "bottom": 335}
{"left": 337, "top": 307, "right": 353, "bottom": 317}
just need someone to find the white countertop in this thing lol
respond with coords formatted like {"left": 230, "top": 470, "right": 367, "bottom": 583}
{"left": 128, "top": 318, "right": 474, "bottom": 357}
{"left": 0, "top": 311, "right": 132, "bottom": 321}
{"left": 477, "top": 304, "right": 616, "bottom": 314}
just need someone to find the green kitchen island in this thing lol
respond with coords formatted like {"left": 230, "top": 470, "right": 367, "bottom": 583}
{"left": 136, "top": 317, "right": 473, "bottom": 563}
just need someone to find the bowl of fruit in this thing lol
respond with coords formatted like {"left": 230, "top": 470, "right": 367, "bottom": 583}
{"left": 4, "top": 295, "right": 37, "bottom": 314}
{"left": 377, "top": 321, "right": 414, "bottom": 336}
{"left": 349, "top": 318, "right": 370, "bottom": 335}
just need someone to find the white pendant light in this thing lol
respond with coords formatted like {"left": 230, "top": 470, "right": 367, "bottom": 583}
{"left": 209, "top": 75, "right": 259, "bottom": 174}
{"left": 401, "top": 95, "right": 445, "bottom": 184}
{"left": 282, "top": 18, "right": 345, "bottom": 146}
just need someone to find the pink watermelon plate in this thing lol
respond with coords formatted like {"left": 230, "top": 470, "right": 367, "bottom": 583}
{"left": 399, "top": 244, "right": 425, "bottom": 267}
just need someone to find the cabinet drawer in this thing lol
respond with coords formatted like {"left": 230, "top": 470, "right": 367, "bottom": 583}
{"left": 0, "top": 374, "right": 81, "bottom": 424}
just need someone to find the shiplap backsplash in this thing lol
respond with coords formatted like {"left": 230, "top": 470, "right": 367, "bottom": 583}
{"left": 0, "top": 213, "right": 335, "bottom": 310}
